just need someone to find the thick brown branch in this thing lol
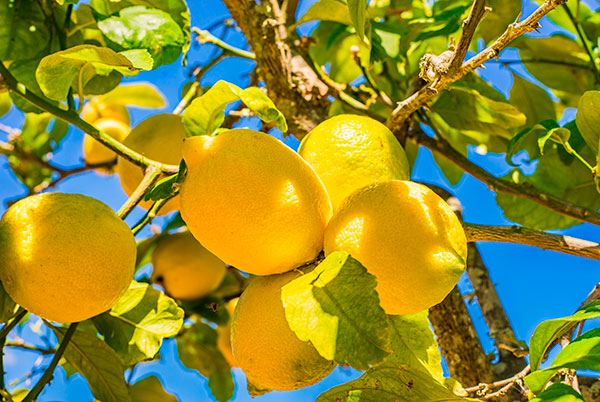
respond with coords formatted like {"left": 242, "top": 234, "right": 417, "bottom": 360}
{"left": 221, "top": 0, "right": 328, "bottom": 136}
{"left": 411, "top": 133, "right": 600, "bottom": 227}
{"left": 388, "top": 0, "right": 567, "bottom": 129}
{"left": 465, "top": 223, "right": 600, "bottom": 261}
{"left": 449, "top": 0, "right": 489, "bottom": 72}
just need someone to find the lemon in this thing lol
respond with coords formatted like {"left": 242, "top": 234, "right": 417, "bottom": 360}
{"left": 216, "top": 298, "right": 238, "bottom": 367}
{"left": 231, "top": 271, "right": 334, "bottom": 391}
{"left": 151, "top": 231, "right": 227, "bottom": 300}
{"left": 117, "top": 114, "right": 186, "bottom": 214}
{"left": 179, "top": 129, "right": 332, "bottom": 276}
{"left": 83, "top": 118, "right": 130, "bottom": 168}
{"left": 324, "top": 180, "right": 466, "bottom": 315}
{"left": 0, "top": 193, "right": 135, "bottom": 323}
{"left": 81, "top": 98, "right": 130, "bottom": 126}
{"left": 298, "top": 114, "right": 410, "bottom": 210}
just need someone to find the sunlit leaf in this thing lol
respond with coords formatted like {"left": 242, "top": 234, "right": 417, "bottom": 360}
{"left": 98, "top": 6, "right": 184, "bottom": 67}
{"left": 576, "top": 90, "right": 600, "bottom": 156}
{"left": 295, "top": 0, "right": 354, "bottom": 27}
{"left": 52, "top": 325, "right": 130, "bottom": 402}
{"left": 36, "top": 45, "right": 151, "bottom": 101}
{"left": 526, "top": 328, "right": 600, "bottom": 393}
{"left": 347, "top": 0, "right": 368, "bottom": 44}
{"left": 281, "top": 251, "right": 391, "bottom": 370}
{"left": 182, "top": 80, "right": 287, "bottom": 136}
{"left": 101, "top": 83, "right": 167, "bottom": 108}
{"left": 510, "top": 74, "right": 556, "bottom": 129}
{"left": 529, "top": 383, "right": 585, "bottom": 402}
{"left": 93, "top": 281, "right": 184, "bottom": 364}
{"left": 528, "top": 300, "right": 600, "bottom": 371}
{"left": 317, "top": 363, "right": 475, "bottom": 401}
{"left": 0, "top": 92, "right": 10, "bottom": 117}
{"left": 475, "top": 0, "right": 521, "bottom": 44}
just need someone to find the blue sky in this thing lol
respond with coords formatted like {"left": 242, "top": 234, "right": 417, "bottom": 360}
{"left": 1, "top": 0, "right": 599, "bottom": 401}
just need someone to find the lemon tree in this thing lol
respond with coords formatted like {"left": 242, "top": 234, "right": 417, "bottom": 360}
{"left": 1, "top": 1, "right": 600, "bottom": 402}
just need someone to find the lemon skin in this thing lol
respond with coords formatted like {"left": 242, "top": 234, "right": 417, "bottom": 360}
{"left": 151, "top": 231, "right": 227, "bottom": 300}
{"left": 83, "top": 118, "right": 130, "bottom": 169}
{"left": 231, "top": 271, "right": 335, "bottom": 391}
{"left": 298, "top": 114, "right": 410, "bottom": 210}
{"left": 324, "top": 180, "right": 467, "bottom": 315}
{"left": 179, "top": 129, "right": 332, "bottom": 276}
{"left": 117, "top": 113, "right": 186, "bottom": 214}
{"left": 81, "top": 98, "right": 130, "bottom": 126}
{"left": 0, "top": 193, "right": 136, "bottom": 323}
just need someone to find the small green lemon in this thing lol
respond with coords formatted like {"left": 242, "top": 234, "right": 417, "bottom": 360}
{"left": 298, "top": 114, "right": 410, "bottom": 210}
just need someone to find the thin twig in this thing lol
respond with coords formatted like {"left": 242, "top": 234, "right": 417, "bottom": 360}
{"left": 465, "top": 223, "right": 600, "bottom": 261}
{"left": 0, "top": 309, "right": 27, "bottom": 342}
{"left": 0, "top": 61, "right": 179, "bottom": 174}
{"left": 408, "top": 130, "right": 600, "bottom": 227}
{"left": 4, "top": 342, "right": 55, "bottom": 355}
{"left": 388, "top": 0, "right": 568, "bottom": 128}
{"left": 192, "top": 27, "right": 256, "bottom": 60}
{"left": 22, "top": 323, "right": 78, "bottom": 402}
{"left": 464, "top": 364, "right": 530, "bottom": 397}
{"left": 562, "top": 4, "right": 600, "bottom": 80}
{"left": 449, "top": 0, "right": 489, "bottom": 72}
{"left": 131, "top": 195, "right": 175, "bottom": 235}
{"left": 117, "top": 164, "right": 163, "bottom": 219}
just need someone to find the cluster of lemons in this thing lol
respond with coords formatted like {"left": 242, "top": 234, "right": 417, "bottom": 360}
{"left": 0, "top": 104, "right": 467, "bottom": 392}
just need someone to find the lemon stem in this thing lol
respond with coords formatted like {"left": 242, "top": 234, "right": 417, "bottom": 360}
{"left": 117, "top": 164, "right": 163, "bottom": 220}
{"left": 22, "top": 322, "right": 79, "bottom": 402}
{"left": 131, "top": 195, "right": 175, "bottom": 235}
{"left": 0, "top": 61, "right": 179, "bottom": 174}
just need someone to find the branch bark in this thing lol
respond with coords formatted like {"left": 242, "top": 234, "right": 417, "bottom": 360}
{"left": 411, "top": 133, "right": 600, "bottom": 227}
{"left": 220, "top": 0, "right": 329, "bottom": 136}
{"left": 388, "top": 0, "right": 567, "bottom": 129}
{"left": 449, "top": 0, "right": 488, "bottom": 72}
{"left": 465, "top": 223, "right": 600, "bottom": 261}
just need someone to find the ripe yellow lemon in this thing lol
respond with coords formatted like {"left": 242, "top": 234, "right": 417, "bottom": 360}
{"left": 151, "top": 231, "right": 227, "bottom": 300}
{"left": 117, "top": 114, "right": 186, "bottom": 214}
{"left": 83, "top": 118, "right": 130, "bottom": 168}
{"left": 298, "top": 114, "right": 410, "bottom": 210}
{"left": 81, "top": 98, "right": 130, "bottom": 125}
{"left": 231, "top": 271, "right": 335, "bottom": 391}
{"left": 216, "top": 298, "right": 238, "bottom": 367}
{"left": 0, "top": 193, "right": 135, "bottom": 323}
{"left": 179, "top": 129, "right": 332, "bottom": 276}
{"left": 324, "top": 180, "right": 466, "bottom": 315}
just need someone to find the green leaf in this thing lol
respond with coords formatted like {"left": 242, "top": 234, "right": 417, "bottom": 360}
{"left": 0, "top": 92, "right": 10, "bottom": 117}
{"left": 130, "top": 375, "right": 178, "bottom": 402}
{"left": 36, "top": 45, "right": 151, "bottom": 101}
{"left": 89, "top": 0, "right": 191, "bottom": 57}
{"left": 295, "top": 0, "right": 354, "bottom": 27}
{"left": 0, "top": 0, "right": 51, "bottom": 61}
{"left": 98, "top": 6, "right": 184, "bottom": 67}
{"left": 347, "top": 0, "right": 368, "bottom": 44}
{"left": 432, "top": 87, "right": 526, "bottom": 139}
{"left": 281, "top": 251, "right": 391, "bottom": 370}
{"left": 432, "top": 153, "right": 464, "bottom": 186}
{"left": 176, "top": 322, "right": 234, "bottom": 402}
{"left": 386, "top": 312, "right": 444, "bottom": 382}
{"left": 529, "top": 300, "right": 600, "bottom": 371}
{"left": 101, "top": 83, "right": 167, "bottom": 108}
{"left": 510, "top": 74, "right": 556, "bottom": 129}
{"left": 92, "top": 281, "right": 184, "bottom": 364}
{"left": 0, "top": 281, "right": 16, "bottom": 324}
{"left": 505, "top": 121, "right": 558, "bottom": 165}
{"left": 526, "top": 327, "right": 600, "bottom": 393}
{"left": 529, "top": 383, "right": 585, "bottom": 402}
{"left": 182, "top": 80, "right": 287, "bottom": 136}
{"left": 317, "top": 363, "right": 474, "bottom": 401}
{"left": 144, "top": 174, "right": 179, "bottom": 202}
{"left": 515, "top": 35, "right": 594, "bottom": 102}
{"left": 52, "top": 325, "right": 130, "bottom": 402}
{"left": 8, "top": 58, "right": 59, "bottom": 114}
{"left": 576, "top": 90, "right": 600, "bottom": 155}
{"left": 475, "top": 0, "right": 521, "bottom": 44}
{"left": 497, "top": 131, "right": 600, "bottom": 230}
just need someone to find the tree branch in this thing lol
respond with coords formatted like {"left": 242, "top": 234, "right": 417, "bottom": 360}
{"left": 388, "top": 0, "right": 567, "bottom": 129}
{"left": 221, "top": 0, "right": 329, "bottom": 136}
{"left": 22, "top": 323, "right": 78, "bottom": 402}
{"left": 192, "top": 27, "right": 256, "bottom": 60}
{"left": 116, "top": 164, "right": 163, "bottom": 220}
{"left": 464, "top": 364, "right": 530, "bottom": 399}
{"left": 465, "top": 223, "right": 600, "bottom": 261}
{"left": 0, "top": 61, "right": 178, "bottom": 174}
{"left": 410, "top": 132, "right": 600, "bottom": 227}
{"left": 449, "top": 0, "right": 489, "bottom": 72}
